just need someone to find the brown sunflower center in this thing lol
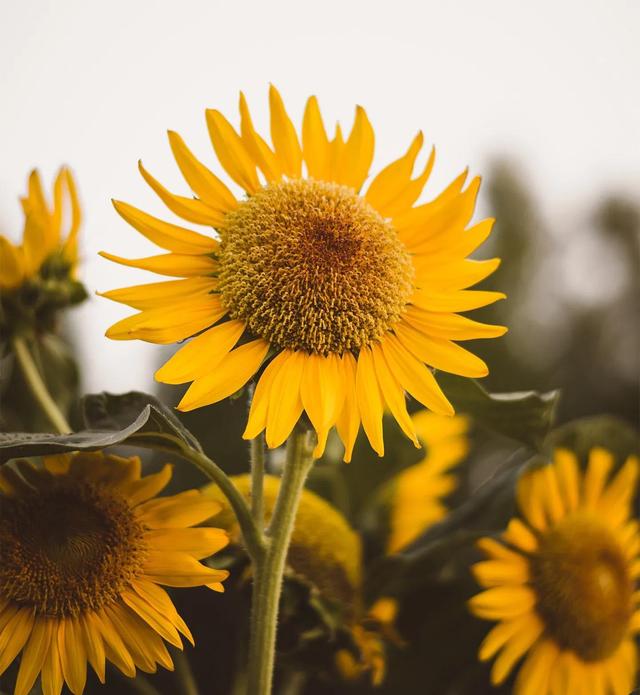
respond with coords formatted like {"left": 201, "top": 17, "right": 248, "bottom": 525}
{"left": 218, "top": 178, "right": 414, "bottom": 354}
{"left": 530, "top": 512, "right": 633, "bottom": 661}
{"left": 0, "top": 479, "right": 146, "bottom": 617}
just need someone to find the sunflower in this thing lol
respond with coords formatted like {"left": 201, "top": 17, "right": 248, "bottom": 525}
{"left": 386, "top": 411, "right": 470, "bottom": 553}
{"left": 0, "top": 168, "right": 86, "bottom": 335}
{"left": 468, "top": 448, "right": 639, "bottom": 695}
{"left": 0, "top": 451, "right": 229, "bottom": 695}
{"left": 101, "top": 86, "right": 506, "bottom": 461}
{"left": 204, "top": 474, "right": 385, "bottom": 684}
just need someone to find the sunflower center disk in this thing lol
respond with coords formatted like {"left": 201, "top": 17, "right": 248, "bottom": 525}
{"left": 530, "top": 513, "right": 633, "bottom": 661}
{"left": 218, "top": 179, "right": 414, "bottom": 354}
{"left": 0, "top": 481, "right": 146, "bottom": 617}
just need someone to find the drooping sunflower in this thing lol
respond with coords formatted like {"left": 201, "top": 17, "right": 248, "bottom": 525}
{"left": 469, "top": 448, "right": 639, "bottom": 695}
{"left": 101, "top": 86, "right": 506, "bottom": 460}
{"left": 0, "top": 168, "right": 86, "bottom": 334}
{"left": 0, "top": 451, "right": 229, "bottom": 695}
{"left": 386, "top": 411, "right": 470, "bottom": 553}
{"left": 205, "top": 474, "right": 385, "bottom": 684}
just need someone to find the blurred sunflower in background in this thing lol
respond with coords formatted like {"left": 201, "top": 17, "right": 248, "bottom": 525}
{"left": 0, "top": 168, "right": 87, "bottom": 337}
{"left": 469, "top": 448, "right": 639, "bottom": 695}
{"left": 0, "top": 451, "right": 229, "bottom": 695}
{"left": 101, "top": 85, "right": 506, "bottom": 461}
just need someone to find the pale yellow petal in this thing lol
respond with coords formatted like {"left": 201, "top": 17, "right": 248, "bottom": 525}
{"left": 239, "top": 91, "right": 282, "bottom": 181}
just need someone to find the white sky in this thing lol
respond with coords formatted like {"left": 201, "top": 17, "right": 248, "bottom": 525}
{"left": 1, "top": 0, "right": 639, "bottom": 393}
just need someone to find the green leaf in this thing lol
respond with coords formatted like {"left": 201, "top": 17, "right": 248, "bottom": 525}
{"left": 437, "top": 373, "right": 559, "bottom": 449}
{"left": 0, "top": 391, "right": 202, "bottom": 463}
{"left": 546, "top": 415, "right": 639, "bottom": 464}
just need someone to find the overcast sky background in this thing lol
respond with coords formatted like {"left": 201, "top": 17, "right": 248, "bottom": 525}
{"left": 1, "top": 0, "right": 638, "bottom": 394}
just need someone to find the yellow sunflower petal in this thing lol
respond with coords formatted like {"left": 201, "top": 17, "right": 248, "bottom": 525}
{"left": 112, "top": 200, "right": 219, "bottom": 254}
{"left": 14, "top": 618, "right": 52, "bottom": 695}
{"left": 380, "top": 334, "right": 454, "bottom": 416}
{"left": 143, "top": 550, "right": 229, "bottom": 587}
{"left": 239, "top": 92, "right": 282, "bottom": 182}
{"left": 415, "top": 257, "right": 502, "bottom": 291}
{"left": 394, "top": 320, "right": 489, "bottom": 377}
{"left": 468, "top": 586, "right": 536, "bottom": 620}
{"left": 130, "top": 580, "right": 194, "bottom": 646}
{"left": 477, "top": 537, "right": 526, "bottom": 563}
{"left": 300, "top": 353, "right": 344, "bottom": 458}
{"left": 490, "top": 614, "right": 544, "bottom": 686}
{"left": 205, "top": 108, "right": 260, "bottom": 193}
{"left": 366, "top": 132, "right": 432, "bottom": 217}
{"left": 41, "top": 627, "right": 64, "bottom": 695}
{"left": 410, "top": 288, "right": 506, "bottom": 313}
{"left": 0, "top": 606, "right": 35, "bottom": 676}
{"left": 302, "top": 95, "right": 330, "bottom": 180}
{"left": 103, "top": 605, "right": 157, "bottom": 673}
{"left": 583, "top": 447, "right": 614, "bottom": 509}
{"left": 145, "top": 527, "right": 229, "bottom": 559}
{"left": 138, "top": 494, "right": 220, "bottom": 528}
{"left": 516, "top": 467, "right": 547, "bottom": 531}
{"left": 0, "top": 236, "right": 25, "bottom": 289}
{"left": 355, "top": 346, "right": 385, "bottom": 456}
{"left": 269, "top": 84, "right": 302, "bottom": 178}
{"left": 503, "top": 518, "right": 539, "bottom": 553}
{"left": 513, "top": 639, "right": 559, "bottom": 695}
{"left": 120, "top": 590, "right": 182, "bottom": 649}
{"left": 371, "top": 342, "right": 419, "bottom": 447}
{"left": 99, "top": 250, "right": 217, "bottom": 278}
{"left": 554, "top": 448, "right": 580, "bottom": 512}
{"left": 472, "top": 558, "right": 530, "bottom": 586}
{"left": 265, "top": 350, "right": 306, "bottom": 449}
{"left": 138, "top": 162, "right": 224, "bottom": 226}
{"left": 155, "top": 319, "right": 245, "bottom": 384}
{"left": 94, "top": 610, "right": 136, "bottom": 677}
{"left": 106, "top": 295, "right": 224, "bottom": 344}
{"left": 334, "top": 105, "right": 374, "bottom": 191}
{"left": 61, "top": 168, "right": 81, "bottom": 263}
{"left": 478, "top": 613, "right": 532, "bottom": 661}
{"left": 80, "top": 614, "right": 106, "bottom": 683}
{"left": 98, "top": 277, "right": 218, "bottom": 311}
{"left": 177, "top": 339, "right": 269, "bottom": 412}
{"left": 243, "top": 354, "right": 283, "bottom": 440}
{"left": 167, "top": 130, "right": 237, "bottom": 213}
{"left": 598, "top": 454, "right": 639, "bottom": 515}
{"left": 59, "top": 618, "right": 87, "bottom": 695}
{"left": 335, "top": 352, "right": 361, "bottom": 463}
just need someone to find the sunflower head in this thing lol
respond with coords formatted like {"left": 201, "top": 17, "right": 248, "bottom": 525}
{"left": 0, "top": 168, "right": 87, "bottom": 336}
{"left": 0, "top": 451, "right": 229, "bottom": 695}
{"left": 468, "top": 447, "right": 639, "bottom": 695}
{"left": 102, "top": 86, "right": 506, "bottom": 461}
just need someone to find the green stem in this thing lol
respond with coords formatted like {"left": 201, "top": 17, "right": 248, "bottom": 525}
{"left": 11, "top": 335, "right": 71, "bottom": 434}
{"left": 178, "top": 446, "right": 265, "bottom": 562}
{"left": 246, "top": 427, "right": 315, "bottom": 695}
{"left": 172, "top": 648, "right": 200, "bottom": 695}
{"left": 250, "top": 433, "right": 266, "bottom": 529}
